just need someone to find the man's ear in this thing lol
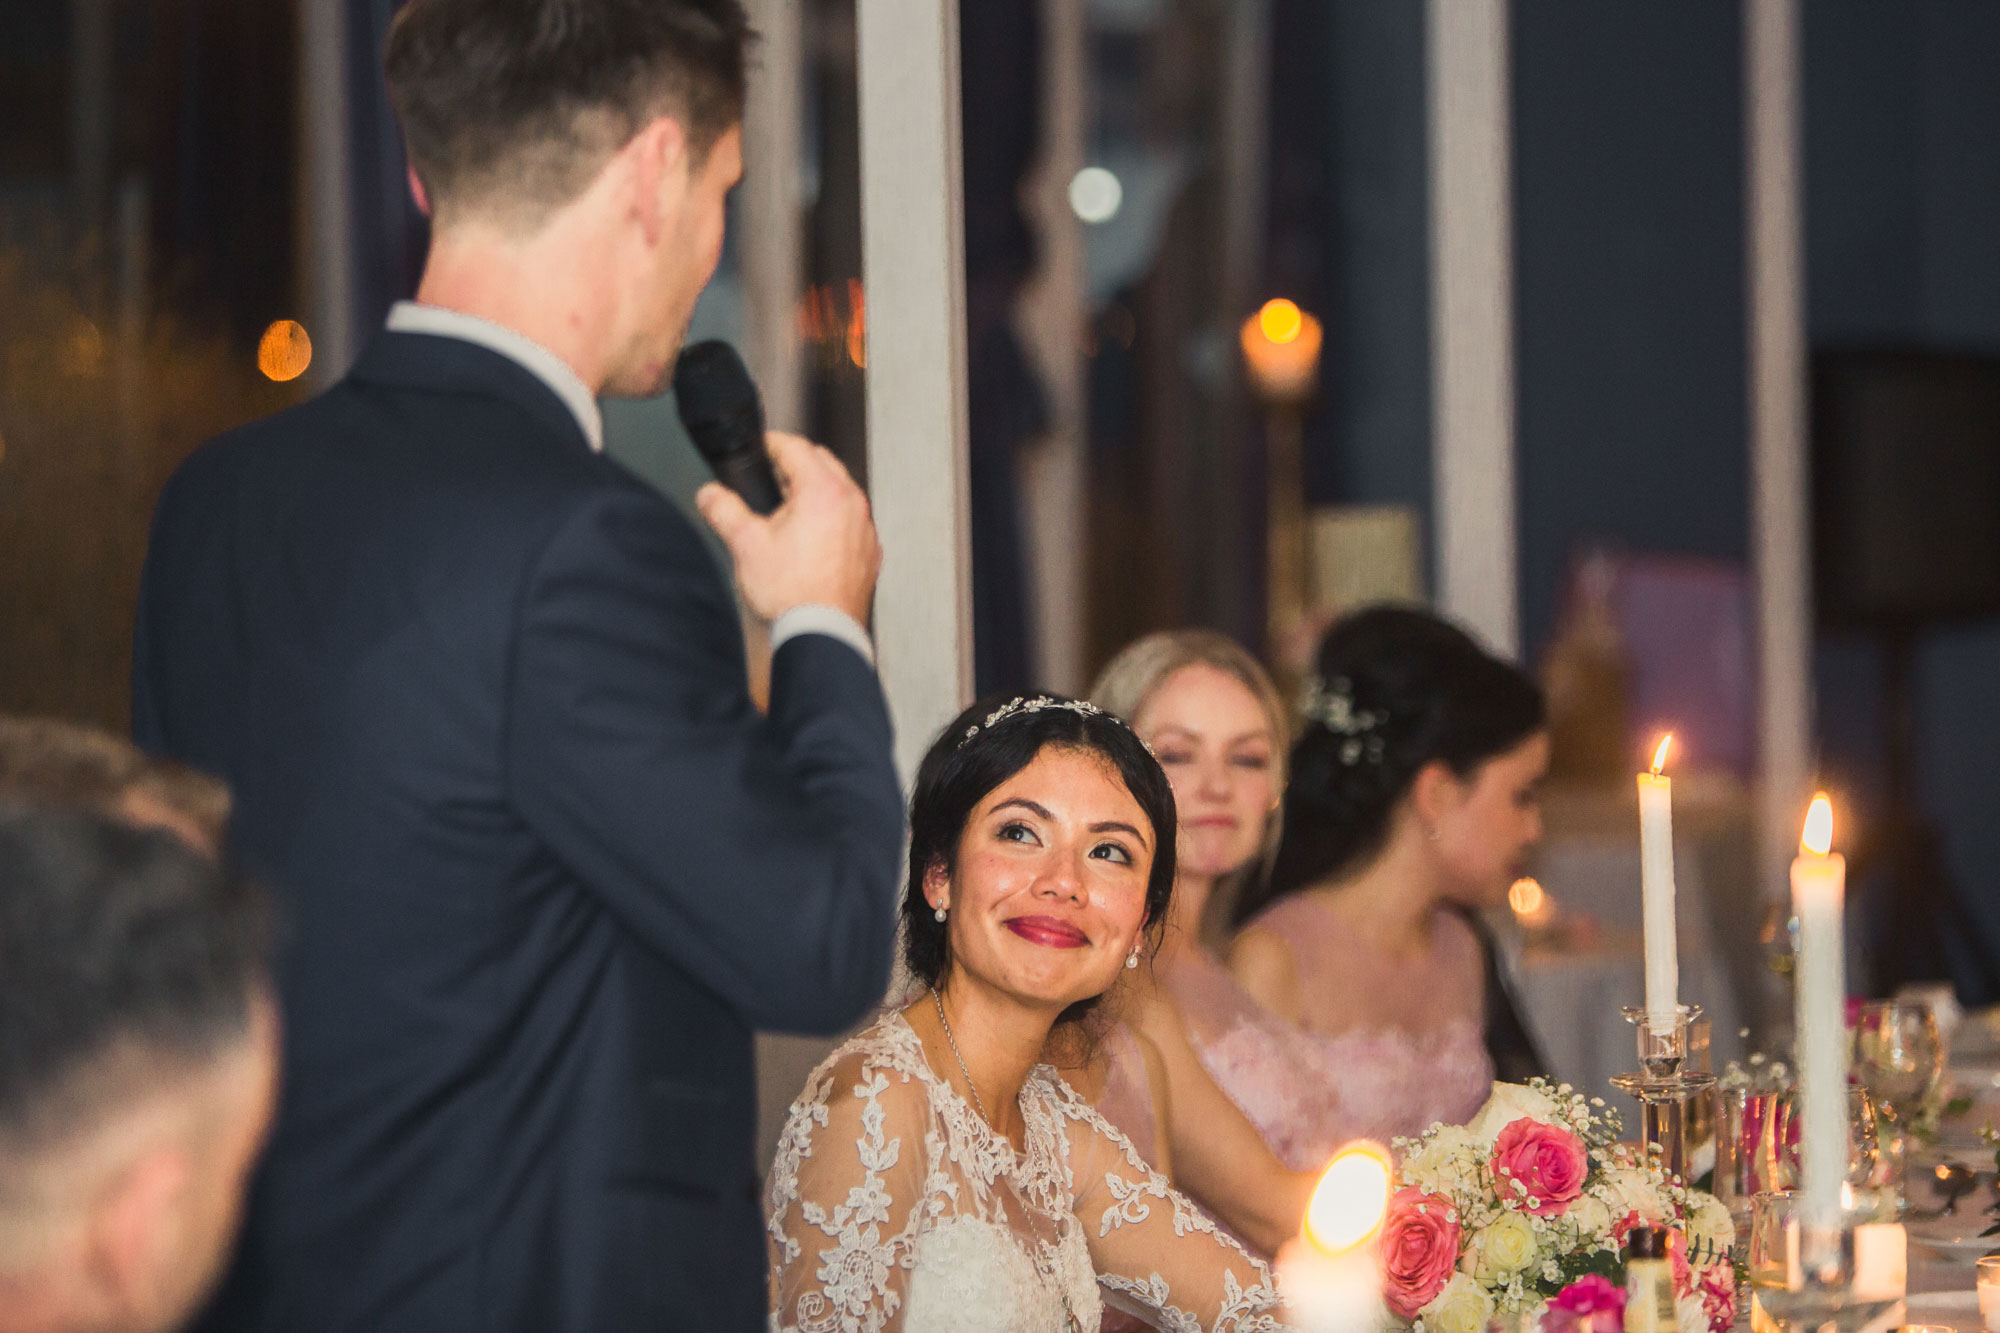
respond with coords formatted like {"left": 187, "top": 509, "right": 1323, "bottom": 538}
{"left": 84, "top": 1146, "right": 191, "bottom": 1325}
{"left": 405, "top": 162, "right": 431, "bottom": 218}
{"left": 623, "top": 116, "right": 689, "bottom": 247}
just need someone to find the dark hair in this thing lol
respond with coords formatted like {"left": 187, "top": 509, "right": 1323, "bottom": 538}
{"left": 384, "top": 0, "right": 751, "bottom": 224}
{"left": 1233, "top": 605, "right": 1545, "bottom": 926}
{"left": 903, "top": 696, "right": 1177, "bottom": 1026}
{"left": 0, "top": 806, "right": 271, "bottom": 1145}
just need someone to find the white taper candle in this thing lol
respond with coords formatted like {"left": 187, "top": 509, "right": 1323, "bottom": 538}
{"left": 1638, "top": 736, "right": 1678, "bottom": 1020}
{"left": 1791, "top": 794, "right": 1848, "bottom": 1231}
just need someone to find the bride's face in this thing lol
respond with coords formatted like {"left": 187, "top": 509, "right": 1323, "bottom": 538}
{"left": 925, "top": 745, "right": 1155, "bottom": 1015}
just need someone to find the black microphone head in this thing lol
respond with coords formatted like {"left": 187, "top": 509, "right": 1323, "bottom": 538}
{"left": 673, "top": 339, "right": 764, "bottom": 463}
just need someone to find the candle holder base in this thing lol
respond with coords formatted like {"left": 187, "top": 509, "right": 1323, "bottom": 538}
{"left": 1612, "top": 1005, "right": 1716, "bottom": 1185}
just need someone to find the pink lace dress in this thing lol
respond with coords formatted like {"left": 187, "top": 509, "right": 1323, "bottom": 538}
{"left": 1162, "top": 901, "right": 1492, "bottom": 1171}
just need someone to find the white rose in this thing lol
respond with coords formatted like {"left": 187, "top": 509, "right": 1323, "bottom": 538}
{"left": 1467, "top": 1083, "right": 1562, "bottom": 1146}
{"left": 1402, "top": 1125, "right": 1483, "bottom": 1196}
{"left": 1684, "top": 1193, "right": 1734, "bottom": 1258}
{"left": 1472, "top": 1212, "right": 1540, "bottom": 1281}
{"left": 1422, "top": 1273, "right": 1495, "bottom": 1333}
{"left": 1566, "top": 1194, "right": 1612, "bottom": 1243}
{"left": 1599, "top": 1166, "right": 1669, "bottom": 1224}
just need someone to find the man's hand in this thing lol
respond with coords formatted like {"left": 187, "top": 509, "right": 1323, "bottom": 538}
{"left": 695, "top": 432, "right": 880, "bottom": 627}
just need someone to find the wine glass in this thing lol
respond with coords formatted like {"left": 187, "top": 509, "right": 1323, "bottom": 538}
{"left": 1850, "top": 1000, "right": 1944, "bottom": 1214}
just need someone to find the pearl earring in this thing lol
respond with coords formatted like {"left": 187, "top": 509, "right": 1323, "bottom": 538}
{"left": 934, "top": 904, "right": 947, "bottom": 922}
{"left": 1125, "top": 946, "right": 1140, "bottom": 969}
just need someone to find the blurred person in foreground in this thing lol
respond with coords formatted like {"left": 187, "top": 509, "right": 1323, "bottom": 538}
{"left": 0, "top": 716, "right": 230, "bottom": 858}
{"left": 0, "top": 808, "right": 276, "bottom": 1333}
{"left": 1228, "top": 605, "right": 1549, "bottom": 1150}
{"left": 1069, "top": 632, "right": 1317, "bottom": 1255}
{"left": 131, "top": 1, "right": 904, "bottom": 1328}
{"left": 765, "top": 696, "right": 1291, "bottom": 1332}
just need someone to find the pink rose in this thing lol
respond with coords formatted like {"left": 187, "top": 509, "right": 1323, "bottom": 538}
{"left": 1549, "top": 1274, "right": 1627, "bottom": 1333}
{"left": 1490, "top": 1117, "right": 1588, "bottom": 1217}
{"left": 1377, "top": 1186, "right": 1462, "bottom": 1320}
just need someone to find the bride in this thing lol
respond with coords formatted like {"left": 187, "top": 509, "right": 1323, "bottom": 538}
{"left": 766, "top": 695, "right": 1293, "bottom": 1333}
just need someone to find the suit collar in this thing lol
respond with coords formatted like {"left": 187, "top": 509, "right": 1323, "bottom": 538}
{"left": 347, "top": 330, "right": 598, "bottom": 457}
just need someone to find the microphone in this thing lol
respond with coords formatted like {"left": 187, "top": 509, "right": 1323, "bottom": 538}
{"left": 673, "top": 340, "right": 783, "bottom": 516}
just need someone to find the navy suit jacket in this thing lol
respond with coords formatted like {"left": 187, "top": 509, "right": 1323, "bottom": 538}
{"left": 132, "top": 332, "right": 904, "bottom": 1331}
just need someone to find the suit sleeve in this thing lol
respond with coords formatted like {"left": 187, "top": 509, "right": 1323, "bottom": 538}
{"left": 504, "top": 487, "right": 905, "bottom": 1033}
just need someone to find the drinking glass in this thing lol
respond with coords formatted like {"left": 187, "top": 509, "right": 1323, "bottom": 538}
{"left": 1748, "top": 1191, "right": 1907, "bottom": 1333}
{"left": 1851, "top": 1001, "right": 1944, "bottom": 1213}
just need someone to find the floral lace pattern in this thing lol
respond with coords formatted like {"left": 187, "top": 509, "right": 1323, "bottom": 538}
{"left": 767, "top": 1011, "right": 1295, "bottom": 1333}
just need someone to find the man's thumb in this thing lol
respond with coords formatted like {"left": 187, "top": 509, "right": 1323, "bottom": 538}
{"left": 696, "top": 481, "right": 759, "bottom": 547}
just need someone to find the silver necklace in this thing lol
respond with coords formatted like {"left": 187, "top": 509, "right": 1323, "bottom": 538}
{"left": 930, "top": 987, "right": 993, "bottom": 1126}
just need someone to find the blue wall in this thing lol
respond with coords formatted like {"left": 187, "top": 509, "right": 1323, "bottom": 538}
{"left": 1806, "top": 0, "right": 2000, "bottom": 999}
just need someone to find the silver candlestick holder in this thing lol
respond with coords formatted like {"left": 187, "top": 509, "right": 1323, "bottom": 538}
{"left": 1610, "top": 1005, "right": 1716, "bottom": 1184}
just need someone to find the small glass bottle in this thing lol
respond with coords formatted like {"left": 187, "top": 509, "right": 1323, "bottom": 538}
{"left": 1623, "top": 1225, "right": 1676, "bottom": 1333}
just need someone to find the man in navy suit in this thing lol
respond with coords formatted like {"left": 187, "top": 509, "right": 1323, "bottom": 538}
{"left": 131, "top": 2, "right": 905, "bottom": 1328}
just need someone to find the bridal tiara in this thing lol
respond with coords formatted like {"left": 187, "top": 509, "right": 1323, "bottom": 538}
{"left": 1299, "top": 674, "right": 1388, "bottom": 767}
{"left": 956, "top": 695, "right": 1148, "bottom": 752}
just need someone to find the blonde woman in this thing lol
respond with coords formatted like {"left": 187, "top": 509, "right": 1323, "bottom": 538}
{"left": 1071, "top": 632, "right": 1319, "bottom": 1253}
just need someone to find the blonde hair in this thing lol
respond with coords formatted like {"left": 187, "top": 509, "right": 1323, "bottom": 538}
{"left": 1089, "top": 631, "right": 1289, "bottom": 946}
{"left": 0, "top": 716, "right": 231, "bottom": 855}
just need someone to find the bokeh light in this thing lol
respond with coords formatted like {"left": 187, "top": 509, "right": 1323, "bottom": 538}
{"left": 1303, "top": 1141, "right": 1391, "bottom": 1254}
{"left": 1068, "top": 166, "right": 1123, "bottom": 224}
{"left": 258, "top": 320, "right": 313, "bottom": 382}
{"left": 1258, "top": 298, "right": 1304, "bottom": 345}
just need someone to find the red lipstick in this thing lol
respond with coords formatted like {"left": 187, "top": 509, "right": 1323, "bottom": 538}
{"left": 1003, "top": 915, "right": 1090, "bottom": 948}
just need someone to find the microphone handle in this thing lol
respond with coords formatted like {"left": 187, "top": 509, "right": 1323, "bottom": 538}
{"left": 710, "top": 449, "right": 783, "bottom": 516}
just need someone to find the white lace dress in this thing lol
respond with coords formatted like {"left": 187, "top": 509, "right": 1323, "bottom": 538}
{"left": 767, "top": 1011, "right": 1293, "bottom": 1333}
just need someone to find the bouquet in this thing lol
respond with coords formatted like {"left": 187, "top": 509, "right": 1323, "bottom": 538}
{"left": 1379, "top": 1081, "right": 1738, "bottom": 1333}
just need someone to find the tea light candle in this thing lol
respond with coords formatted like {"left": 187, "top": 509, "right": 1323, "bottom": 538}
{"left": 1279, "top": 1143, "right": 1392, "bottom": 1333}
{"left": 1852, "top": 1220, "right": 1907, "bottom": 1302}
{"left": 1976, "top": 1254, "right": 2000, "bottom": 1331}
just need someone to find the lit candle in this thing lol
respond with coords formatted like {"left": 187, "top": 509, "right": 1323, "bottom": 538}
{"left": 1792, "top": 794, "right": 1849, "bottom": 1230}
{"left": 1851, "top": 1219, "right": 1906, "bottom": 1301}
{"left": 1638, "top": 734, "right": 1678, "bottom": 1019}
{"left": 1278, "top": 1143, "right": 1391, "bottom": 1333}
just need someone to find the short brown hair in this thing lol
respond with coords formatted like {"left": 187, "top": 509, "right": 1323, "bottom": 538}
{"left": 384, "top": 0, "right": 751, "bottom": 228}
{"left": 0, "top": 716, "right": 231, "bottom": 856}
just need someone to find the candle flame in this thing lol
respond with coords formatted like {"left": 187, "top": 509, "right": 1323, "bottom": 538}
{"left": 1508, "top": 878, "right": 1546, "bottom": 918}
{"left": 1650, "top": 734, "right": 1673, "bottom": 775}
{"left": 1304, "top": 1141, "right": 1392, "bottom": 1255}
{"left": 1801, "top": 793, "right": 1834, "bottom": 857}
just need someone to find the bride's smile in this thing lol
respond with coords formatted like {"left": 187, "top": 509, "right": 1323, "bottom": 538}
{"left": 925, "top": 746, "right": 1154, "bottom": 1012}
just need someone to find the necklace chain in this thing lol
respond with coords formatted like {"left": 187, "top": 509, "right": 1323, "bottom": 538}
{"left": 930, "top": 988, "right": 993, "bottom": 1126}
{"left": 924, "top": 990, "right": 1077, "bottom": 1332}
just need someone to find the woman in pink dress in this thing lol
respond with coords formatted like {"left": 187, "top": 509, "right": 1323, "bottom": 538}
{"left": 1227, "top": 605, "right": 1549, "bottom": 1152}
{"left": 1076, "top": 632, "right": 1321, "bottom": 1246}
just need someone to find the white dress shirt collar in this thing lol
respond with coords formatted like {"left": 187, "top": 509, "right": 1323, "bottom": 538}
{"left": 386, "top": 301, "right": 604, "bottom": 452}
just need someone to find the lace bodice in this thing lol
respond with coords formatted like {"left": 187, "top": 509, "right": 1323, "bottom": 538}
{"left": 766, "top": 1010, "right": 1293, "bottom": 1333}
{"left": 1161, "top": 915, "right": 1491, "bottom": 1170}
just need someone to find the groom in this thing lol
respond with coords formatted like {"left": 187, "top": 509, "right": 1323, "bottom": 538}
{"left": 132, "top": 2, "right": 905, "bottom": 1329}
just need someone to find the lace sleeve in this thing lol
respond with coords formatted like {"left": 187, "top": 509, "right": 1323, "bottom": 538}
{"left": 766, "top": 1049, "right": 931, "bottom": 1333}
{"left": 1044, "top": 1076, "right": 1297, "bottom": 1333}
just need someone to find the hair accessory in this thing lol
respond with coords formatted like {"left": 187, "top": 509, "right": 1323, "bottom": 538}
{"left": 934, "top": 905, "right": 947, "bottom": 922}
{"left": 958, "top": 695, "right": 1123, "bottom": 748}
{"left": 1300, "top": 674, "right": 1389, "bottom": 767}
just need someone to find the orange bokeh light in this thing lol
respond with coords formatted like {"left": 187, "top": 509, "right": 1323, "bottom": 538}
{"left": 1303, "top": 1141, "right": 1391, "bottom": 1255}
{"left": 258, "top": 320, "right": 313, "bottom": 383}
{"left": 1258, "top": 298, "right": 1304, "bottom": 345}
